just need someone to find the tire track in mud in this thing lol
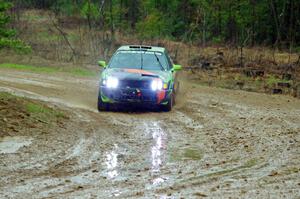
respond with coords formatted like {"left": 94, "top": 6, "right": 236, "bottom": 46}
{"left": 0, "top": 69, "right": 299, "bottom": 198}
{"left": 167, "top": 91, "right": 300, "bottom": 198}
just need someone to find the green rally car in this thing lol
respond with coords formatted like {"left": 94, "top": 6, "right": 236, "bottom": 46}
{"left": 97, "top": 45, "right": 182, "bottom": 111}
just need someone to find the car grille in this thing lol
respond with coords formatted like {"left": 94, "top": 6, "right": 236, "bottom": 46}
{"left": 119, "top": 80, "right": 151, "bottom": 89}
{"left": 102, "top": 87, "right": 156, "bottom": 102}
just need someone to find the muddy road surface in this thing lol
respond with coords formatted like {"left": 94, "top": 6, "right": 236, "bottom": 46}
{"left": 0, "top": 69, "right": 299, "bottom": 198}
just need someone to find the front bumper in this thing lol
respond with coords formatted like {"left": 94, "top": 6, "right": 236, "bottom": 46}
{"left": 100, "top": 86, "right": 171, "bottom": 105}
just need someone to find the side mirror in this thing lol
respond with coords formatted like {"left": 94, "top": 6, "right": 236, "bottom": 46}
{"left": 98, "top": 60, "right": 107, "bottom": 68}
{"left": 172, "top": 64, "right": 182, "bottom": 71}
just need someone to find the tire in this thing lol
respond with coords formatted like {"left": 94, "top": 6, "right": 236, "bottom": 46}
{"left": 160, "top": 93, "right": 173, "bottom": 112}
{"left": 97, "top": 95, "right": 109, "bottom": 111}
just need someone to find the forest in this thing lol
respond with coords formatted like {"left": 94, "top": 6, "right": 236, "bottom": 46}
{"left": 1, "top": 1, "right": 300, "bottom": 198}
{"left": 3, "top": 0, "right": 300, "bottom": 50}
{"left": 1, "top": 0, "right": 300, "bottom": 97}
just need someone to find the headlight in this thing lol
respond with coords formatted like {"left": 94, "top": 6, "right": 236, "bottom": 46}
{"left": 151, "top": 79, "right": 163, "bottom": 91}
{"left": 104, "top": 77, "right": 119, "bottom": 89}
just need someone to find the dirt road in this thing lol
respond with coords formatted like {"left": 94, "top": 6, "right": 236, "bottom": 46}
{"left": 0, "top": 69, "right": 299, "bottom": 198}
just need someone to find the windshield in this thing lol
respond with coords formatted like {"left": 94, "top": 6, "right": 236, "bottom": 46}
{"left": 108, "top": 50, "right": 169, "bottom": 71}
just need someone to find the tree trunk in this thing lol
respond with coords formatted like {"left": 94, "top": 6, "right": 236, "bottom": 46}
{"left": 269, "top": 0, "right": 281, "bottom": 47}
{"left": 250, "top": 0, "right": 256, "bottom": 46}
{"left": 109, "top": 0, "right": 114, "bottom": 38}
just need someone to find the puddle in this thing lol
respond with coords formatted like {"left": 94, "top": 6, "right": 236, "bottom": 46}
{"left": 0, "top": 136, "right": 33, "bottom": 154}
{"left": 103, "top": 144, "right": 119, "bottom": 179}
{"left": 171, "top": 147, "right": 203, "bottom": 161}
{"left": 152, "top": 177, "right": 168, "bottom": 186}
{"left": 69, "top": 175, "right": 90, "bottom": 184}
{"left": 145, "top": 122, "right": 167, "bottom": 174}
{"left": 111, "top": 189, "right": 121, "bottom": 197}
{"left": 183, "top": 148, "right": 203, "bottom": 160}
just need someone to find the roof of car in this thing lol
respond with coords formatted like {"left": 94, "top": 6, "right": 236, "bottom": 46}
{"left": 117, "top": 45, "right": 165, "bottom": 53}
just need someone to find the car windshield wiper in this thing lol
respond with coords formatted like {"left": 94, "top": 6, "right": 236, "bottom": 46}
{"left": 154, "top": 52, "right": 165, "bottom": 71}
{"left": 142, "top": 73, "right": 159, "bottom": 78}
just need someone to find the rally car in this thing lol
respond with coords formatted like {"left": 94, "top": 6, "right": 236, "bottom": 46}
{"left": 97, "top": 45, "right": 182, "bottom": 111}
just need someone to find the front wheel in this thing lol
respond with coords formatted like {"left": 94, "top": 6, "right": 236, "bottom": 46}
{"left": 97, "top": 95, "right": 109, "bottom": 111}
{"left": 160, "top": 93, "right": 173, "bottom": 112}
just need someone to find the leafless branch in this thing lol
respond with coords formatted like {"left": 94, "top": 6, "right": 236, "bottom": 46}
{"left": 49, "top": 15, "right": 77, "bottom": 61}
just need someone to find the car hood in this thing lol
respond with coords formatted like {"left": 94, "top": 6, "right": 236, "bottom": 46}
{"left": 101, "top": 68, "right": 171, "bottom": 82}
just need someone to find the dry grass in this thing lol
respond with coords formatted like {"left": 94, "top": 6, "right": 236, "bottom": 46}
{"left": 5, "top": 9, "right": 300, "bottom": 98}
{"left": 12, "top": 10, "right": 300, "bottom": 66}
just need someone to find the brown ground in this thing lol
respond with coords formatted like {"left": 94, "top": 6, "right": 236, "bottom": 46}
{"left": 0, "top": 68, "right": 299, "bottom": 198}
